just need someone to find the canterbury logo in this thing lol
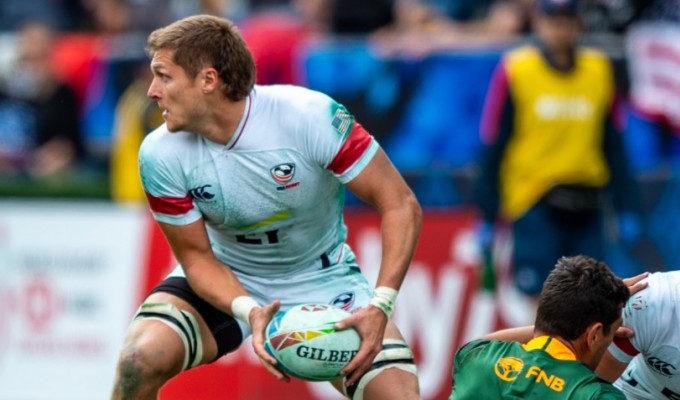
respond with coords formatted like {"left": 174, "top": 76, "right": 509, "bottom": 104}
{"left": 189, "top": 185, "right": 215, "bottom": 201}
{"left": 662, "top": 387, "right": 680, "bottom": 400}
{"left": 648, "top": 357, "right": 676, "bottom": 376}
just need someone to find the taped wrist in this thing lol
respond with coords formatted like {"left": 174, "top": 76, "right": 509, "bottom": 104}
{"left": 231, "top": 296, "right": 260, "bottom": 327}
{"left": 369, "top": 286, "right": 398, "bottom": 318}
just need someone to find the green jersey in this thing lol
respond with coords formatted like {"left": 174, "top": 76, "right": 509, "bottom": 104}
{"left": 450, "top": 336, "right": 625, "bottom": 400}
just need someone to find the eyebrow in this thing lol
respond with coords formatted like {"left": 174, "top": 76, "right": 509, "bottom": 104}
{"left": 150, "top": 63, "right": 168, "bottom": 73}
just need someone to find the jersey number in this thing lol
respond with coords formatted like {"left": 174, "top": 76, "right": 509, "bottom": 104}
{"left": 236, "top": 229, "right": 279, "bottom": 245}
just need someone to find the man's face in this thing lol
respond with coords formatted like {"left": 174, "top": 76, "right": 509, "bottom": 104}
{"left": 147, "top": 48, "right": 204, "bottom": 132}
{"left": 533, "top": 14, "right": 581, "bottom": 52}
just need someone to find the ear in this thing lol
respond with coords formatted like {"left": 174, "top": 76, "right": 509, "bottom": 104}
{"left": 200, "top": 67, "right": 220, "bottom": 94}
{"left": 586, "top": 322, "right": 605, "bottom": 348}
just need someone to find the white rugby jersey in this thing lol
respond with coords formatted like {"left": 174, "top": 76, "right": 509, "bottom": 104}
{"left": 608, "top": 271, "right": 680, "bottom": 399}
{"left": 139, "top": 85, "right": 379, "bottom": 276}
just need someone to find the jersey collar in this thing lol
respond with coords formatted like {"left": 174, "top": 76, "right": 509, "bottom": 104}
{"left": 225, "top": 91, "right": 252, "bottom": 150}
{"left": 523, "top": 336, "right": 577, "bottom": 361}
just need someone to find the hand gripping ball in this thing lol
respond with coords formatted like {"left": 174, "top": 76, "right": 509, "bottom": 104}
{"left": 264, "top": 303, "right": 361, "bottom": 381}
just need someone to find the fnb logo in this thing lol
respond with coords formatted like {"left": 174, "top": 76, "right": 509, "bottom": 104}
{"left": 189, "top": 185, "right": 215, "bottom": 201}
{"left": 647, "top": 357, "right": 676, "bottom": 376}
{"left": 525, "top": 366, "right": 565, "bottom": 392}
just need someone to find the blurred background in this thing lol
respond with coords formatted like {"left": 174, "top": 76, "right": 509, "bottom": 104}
{"left": 0, "top": 0, "right": 679, "bottom": 399}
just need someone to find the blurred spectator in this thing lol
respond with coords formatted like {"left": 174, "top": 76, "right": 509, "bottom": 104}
{"left": 0, "top": 22, "right": 82, "bottom": 178}
{"left": 331, "top": 0, "right": 394, "bottom": 34}
{"left": 580, "top": 0, "right": 650, "bottom": 34}
{"left": 79, "top": 0, "right": 175, "bottom": 33}
{"left": 621, "top": 0, "right": 680, "bottom": 173}
{"left": 110, "top": 65, "right": 163, "bottom": 203}
{"left": 426, "top": 0, "right": 494, "bottom": 22}
{"left": 473, "top": 0, "right": 641, "bottom": 313}
{"left": 240, "top": 0, "right": 330, "bottom": 85}
{"left": 172, "top": 0, "right": 250, "bottom": 22}
{"left": 370, "top": 0, "right": 527, "bottom": 59}
{"left": 0, "top": 0, "right": 84, "bottom": 31}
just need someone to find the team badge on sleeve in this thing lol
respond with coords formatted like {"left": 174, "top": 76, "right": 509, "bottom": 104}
{"left": 331, "top": 106, "right": 352, "bottom": 136}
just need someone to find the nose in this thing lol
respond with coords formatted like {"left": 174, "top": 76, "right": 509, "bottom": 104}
{"left": 147, "top": 78, "right": 160, "bottom": 100}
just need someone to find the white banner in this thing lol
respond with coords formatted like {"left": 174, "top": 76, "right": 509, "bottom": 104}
{"left": 0, "top": 201, "right": 146, "bottom": 400}
{"left": 627, "top": 22, "right": 680, "bottom": 128}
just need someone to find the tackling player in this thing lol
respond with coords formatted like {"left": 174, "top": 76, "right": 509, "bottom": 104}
{"left": 596, "top": 271, "right": 680, "bottom": 399}
{"left": 110, "top": 14, "right": 422, "bottom": 400}
{"left": 450, "top": 256, "right": 641, "bottom": 399}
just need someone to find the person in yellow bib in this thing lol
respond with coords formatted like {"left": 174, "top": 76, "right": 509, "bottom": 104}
{"left": 473, "top": 0, "right": 641, "bottom": 311}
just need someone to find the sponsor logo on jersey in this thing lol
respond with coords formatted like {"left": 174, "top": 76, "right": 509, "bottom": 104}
{"left": 647, "top": 356, "right": 677, "bottom": 376}
{"left": 189, "top": 184, "right": 215, "bottom": 201}
{"left": 271, "top": 163, "right": 300, "bottom": 191}
{"left": 330, "top": 292, "right": 355, "bottom": 311}
{"left": 534, "top": 95, "right": 595, "bottom": 120}
{"left": 524, "top": 365, "right": 566, "bottom": 392}
{"left": 494, "top": 357, "right": 524, "bottom": 382}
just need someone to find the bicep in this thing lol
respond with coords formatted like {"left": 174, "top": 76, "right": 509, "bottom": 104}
{"left": 158, "top": 219, "right": 216, "bottom": 268}
{"left": 344, "top": 148, "right": 416, "bottom": 210}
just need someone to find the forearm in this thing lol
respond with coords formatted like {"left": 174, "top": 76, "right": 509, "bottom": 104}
{"left": 158, "top": 219, "right": 255, "bottom": 320}
{"left": 182, "top": 259, "right": 251, "bottom": 316}
{"left": 375, "top": 192, "right": 422, "bottom": 290}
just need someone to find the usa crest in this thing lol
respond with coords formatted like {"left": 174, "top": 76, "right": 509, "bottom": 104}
{"left": 271, "top": 163, "right": 300, "bottom": 190}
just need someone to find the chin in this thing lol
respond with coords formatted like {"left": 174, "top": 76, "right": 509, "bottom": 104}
{"left": 165, "top": 122, "right": 182, "bottom": 133}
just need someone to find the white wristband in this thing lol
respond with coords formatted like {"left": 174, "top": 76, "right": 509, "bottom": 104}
{"left": 369, "top": 286, "right": 398, "bottom": 318}
{"left": 231, "top": 296, "right": 260, "bottom": 327}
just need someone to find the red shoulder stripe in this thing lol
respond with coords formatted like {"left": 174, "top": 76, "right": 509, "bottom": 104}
{"left": 145, "top": 192, "right": 194, "bottom": 215}
{"left": 327, "top": 122, "right": 372, "bottom": 174}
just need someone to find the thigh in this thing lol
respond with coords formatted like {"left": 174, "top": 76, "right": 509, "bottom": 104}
{"left": 145, "top": 276, "right": 244, "bottom": 363}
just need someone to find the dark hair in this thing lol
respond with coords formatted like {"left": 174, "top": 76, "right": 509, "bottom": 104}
{"left": 146, "top": 15, "right": 255, "bottom": 101}
{"left": 535, "top": 255, "right": 629, "bottom": 340}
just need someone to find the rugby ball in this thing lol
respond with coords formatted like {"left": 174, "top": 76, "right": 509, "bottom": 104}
{"left": 264, "top": 303, "right": 361, "bottom": 381}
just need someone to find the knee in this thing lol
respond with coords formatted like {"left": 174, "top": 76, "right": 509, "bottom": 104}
{"left": 115, "top": 340, "right": 180, "bottom": 391}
